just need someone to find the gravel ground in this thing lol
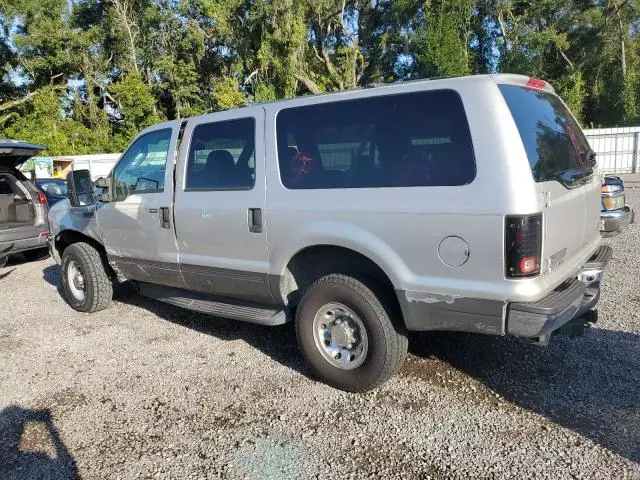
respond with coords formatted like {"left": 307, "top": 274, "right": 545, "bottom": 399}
{"left": 1, "top": 192, "right": 639, "bottom": 479}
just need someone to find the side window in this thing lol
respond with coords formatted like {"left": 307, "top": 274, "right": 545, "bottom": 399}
{"left": 112, "top": 129, "right": 172, "bottom": 201}
{"left": 276, "top": 90, "right": 475, "bottom": 189}
{"left": 186, "top": 118, "right": 255, "bottom": 190}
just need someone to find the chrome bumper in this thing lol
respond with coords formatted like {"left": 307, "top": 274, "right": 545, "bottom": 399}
{"left": 600, "top": 206, "right": 634, "bottom": 237}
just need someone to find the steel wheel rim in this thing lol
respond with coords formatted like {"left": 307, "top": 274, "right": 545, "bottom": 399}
{"left": 312, "top": 302, "right": 368, "bottom": 370}
{"left": 67, "top": 260, "right": 86, "bottom": 302}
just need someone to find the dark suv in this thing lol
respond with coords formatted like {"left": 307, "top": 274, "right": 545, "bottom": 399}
{"left": 0, "top": 140, "right": 50, "bottom": 267}
{"left": 35, "top": 178, "right": 68, "bottom": 206}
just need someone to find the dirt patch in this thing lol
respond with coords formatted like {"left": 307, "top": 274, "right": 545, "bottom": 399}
{"left": 399, "top": 356, "right": 509, "bottom": 409}
{"left": 146, "top": 333, "right": 177, "bottom": 345}
{"left": 34, "top": 388, "right": 87, "bottom": 413}
{"left": 0, "top": 337, "right": 24, "bottom": 353}
{"left": 18, "top": 420, "right": 58, "bottom": 457}
{"left": 72, "top": 323, "right": 97, "bottom": 337}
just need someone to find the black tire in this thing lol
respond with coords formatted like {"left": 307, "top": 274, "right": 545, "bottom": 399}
{"left": 61, "top": 242, "right": 112, "bottom": 312}
{"left": 0, "top": 256, "right": 7, "bottom": 268}
{"left": 295, "top": 274, "right": 408, "bottom": 392}
{"left": 22, "top": 247, "right": 50, "bottom": 262}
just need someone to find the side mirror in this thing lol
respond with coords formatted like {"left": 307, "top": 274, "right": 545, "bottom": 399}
{"left": 67, "top": 170, "right": 95, "bottom": 207}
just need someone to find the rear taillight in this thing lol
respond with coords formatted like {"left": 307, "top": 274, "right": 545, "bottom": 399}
{"left": 506, "top": 214, "right": 542, "bottom": 278}
{"left": 37, "top": 191, "right": 47, "bottom": 205}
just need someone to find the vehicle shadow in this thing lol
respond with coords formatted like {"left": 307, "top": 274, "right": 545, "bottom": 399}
{"left": 110, "top": 282, "right": 311, "bottom": 378}
{"left": 0, "top": 405, "right": 78, "bottom": 479}
{"left": 0, "top": 268, "right": 16, "bottom": 280}
{"left": 4, "top": 252, "right": 49, "bottom": 267}
{"left": 408, "top": 329, "right": 640, "bottom": 465}
{"left": 41, "top": 264, "right": 639, "bottom": 464}
{"left": 43, "top": 264, "right": 65, "bottom": 296}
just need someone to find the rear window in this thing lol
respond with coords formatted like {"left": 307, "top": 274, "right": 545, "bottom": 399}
{"left": 499, "top": 85, "right": 593, "bottom": 183}
{"left": 276, "top": 90, "right": 475, "bottom": 189}
{"left": 38, "top": 180, "right": 68, "bottom": 196}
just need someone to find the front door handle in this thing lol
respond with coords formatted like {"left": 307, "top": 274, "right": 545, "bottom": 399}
{"left": 248, "top": 208, "right": 262, "bottom": 233}
{"left": 159, "top": 207, "right": 171, "bottom": 229}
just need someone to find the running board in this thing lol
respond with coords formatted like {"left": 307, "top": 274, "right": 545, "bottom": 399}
{"left": 136, "top": 282, "right": 288, "bottom": 326}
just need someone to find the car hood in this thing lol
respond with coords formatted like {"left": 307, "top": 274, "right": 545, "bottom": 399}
{"left": 0, "top": 139, "right": 46, "bottom": 170}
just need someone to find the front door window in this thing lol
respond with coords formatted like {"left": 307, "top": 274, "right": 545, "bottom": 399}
{"left": 112, "top": 129, "right": 172, "bottom": 201}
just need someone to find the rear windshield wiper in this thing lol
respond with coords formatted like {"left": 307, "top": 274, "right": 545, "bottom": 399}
{"left": 555, "top": 167, "right": 593, "bottom": 188}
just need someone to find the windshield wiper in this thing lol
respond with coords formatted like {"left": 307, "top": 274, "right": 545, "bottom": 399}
{"left": 555, "top": 167, "right": 593, "bottom": 188}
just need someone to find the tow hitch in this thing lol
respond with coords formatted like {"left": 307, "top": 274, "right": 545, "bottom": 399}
{"left": 554, "top": 309, "right": 598, "bottom": 338}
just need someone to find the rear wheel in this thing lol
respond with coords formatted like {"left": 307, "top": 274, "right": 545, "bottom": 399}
{"left": 61, "top": 242, "right": 112, "bottom": 312}
{"left": 0, "top": 256, "right": 7, "bottom": 268}
{"left": 22, "top": 247, "right": 50, "bottom": 262}
{"left": 295, "top": 274, "right": 408, "bottom": 392}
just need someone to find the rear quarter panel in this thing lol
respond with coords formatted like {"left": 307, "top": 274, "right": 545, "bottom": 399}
{"left": 264, "top": 76, "right": 548, "bottom": 304}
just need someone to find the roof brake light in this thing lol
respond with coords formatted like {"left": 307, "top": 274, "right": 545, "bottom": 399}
{"left": 526, "top": 78, "right": 546, "bottom": 89}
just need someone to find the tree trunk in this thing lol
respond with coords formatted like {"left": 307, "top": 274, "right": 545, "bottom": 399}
{"left": 294, "top": 74, "right": 321, "bottom": 94}
{"left": 111, "top": 0, "right": 139, "bottom": 74}
{"left": 619, "top": 17, "right": 627, "bottom": 76}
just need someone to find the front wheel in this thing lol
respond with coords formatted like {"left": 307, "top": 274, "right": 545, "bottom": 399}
{"left": 295, "top": 274, "right": 408, "bottom": 392}
{"left": 61, "top": 242, "right": 113, "bottom": 312}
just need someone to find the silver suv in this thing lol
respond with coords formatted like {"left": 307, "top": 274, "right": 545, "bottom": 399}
{"left": 48, "top": 74, "right": 609, "bottom": 391}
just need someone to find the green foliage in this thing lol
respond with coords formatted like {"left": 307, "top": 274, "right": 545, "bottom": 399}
{"left": 211, "top": 76, "right": 246, "bottom": 110}
{"left": 409, "top": 0, "right": 474, "bottom": 78}
{"left": 555, "top": 72, "right": 586, "bottom": 123}
{"left": 4, "top": 88, "right": 110, "bottom": 155}
{"left": 109, "top": 72, "right": 161, "bottom": 148}
{"left": 622, "top": 72, "right": 638, "bottom": 124}
{"left": 0, "top": 0, "right": 639, "bottom": 156}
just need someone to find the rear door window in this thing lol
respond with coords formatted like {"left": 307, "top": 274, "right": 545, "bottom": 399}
{"left": 186, "top": 118, "right": 255, "bottom": 190}
{"left": 276, "top": 90, "right": 475, "bottom": 189}
{"left": 498, "top": 84, "right": 593, "bottom": 183}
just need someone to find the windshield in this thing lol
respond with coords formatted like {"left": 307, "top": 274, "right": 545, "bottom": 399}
{"left": 499, "top": 84, "right": 593, "bottom": 184}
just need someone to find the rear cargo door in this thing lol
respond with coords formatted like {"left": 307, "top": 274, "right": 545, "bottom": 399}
{"left": 499, "top": 83, "right": 600, "bottom": 282}
{"left": 0, "top": 140, "right": 45, "bottom": 171}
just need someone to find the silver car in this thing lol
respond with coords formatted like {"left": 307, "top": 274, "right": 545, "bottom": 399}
{"left": 48, "top": 74, "right": 609, "bottom": 391}
{"left": 0, "top": 140, "right": 50, "bottom": 267}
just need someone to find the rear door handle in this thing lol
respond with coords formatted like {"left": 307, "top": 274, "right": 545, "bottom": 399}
{"left": 248, "top": 208, "right": 262, "bottom": 233}
{"left": 160, "top": 207, "right": 171, "bottom": 229}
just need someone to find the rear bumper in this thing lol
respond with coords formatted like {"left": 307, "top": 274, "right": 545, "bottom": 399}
{"left": 600, "top": 206, "right": 634, "bottom": 237}
{"left": 506, "top": 245, "right": 611, "bottom": 344}
{"left": 0, "top": 234, "right": 48, "bottom": 254}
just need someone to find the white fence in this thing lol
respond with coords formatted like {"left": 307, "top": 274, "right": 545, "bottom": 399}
{"left": 583, "top": 126, "right": 640, "bottom": 174}
{"left": 62, "top": 153, "right": 120, "bottom": 180}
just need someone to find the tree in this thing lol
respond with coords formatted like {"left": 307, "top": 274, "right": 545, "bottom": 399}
{"left": 1, "top": 0, "right": 639, "bottom": 156}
